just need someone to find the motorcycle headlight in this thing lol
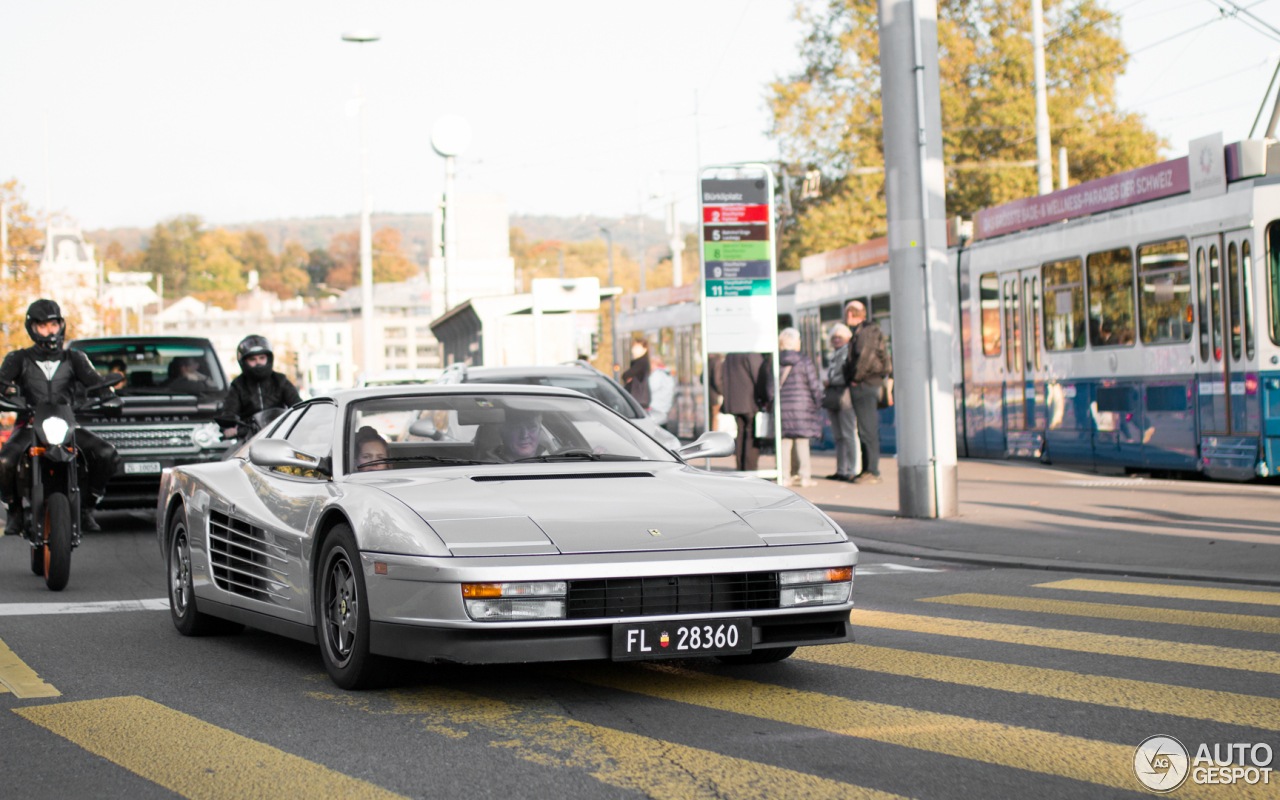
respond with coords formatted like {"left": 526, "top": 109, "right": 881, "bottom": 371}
{"left": 190, "top": 422, "right": 222, "bottom": 448}
{"left": 40, "top": 416, "right": 71, "bottom": 446}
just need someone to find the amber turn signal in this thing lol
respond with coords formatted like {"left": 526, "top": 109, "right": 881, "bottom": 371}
{"left": 461, "top": 583, "right": 503, "bottom": 598}
{"left": 826, "top": 566, "right": 853, "bottom": 582}
{"left": 28, "top": 447, "right": 46, "bottom": 456}
{"left": 373, "top": 562, "right": 387, "bottom": 575}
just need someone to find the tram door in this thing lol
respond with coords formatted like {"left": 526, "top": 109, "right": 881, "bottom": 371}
{"left": 1000, "top": 268, "right": 1046, "bottom": 457}
{"left": 1193, "top": 232, "right": 1254, "bottom": 436}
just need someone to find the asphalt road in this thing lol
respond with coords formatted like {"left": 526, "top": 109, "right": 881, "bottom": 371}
{"left": 1, "top": 504, "right": 1277, "bottom": 800}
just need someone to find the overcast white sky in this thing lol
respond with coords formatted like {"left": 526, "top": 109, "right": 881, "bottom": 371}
{"left": 3, "top": 1, "right": 1280, "bottom": 231}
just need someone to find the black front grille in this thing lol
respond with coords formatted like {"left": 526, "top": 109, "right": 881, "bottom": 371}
{"left": 566, "top": 572, "right": 779, "bottom": 619}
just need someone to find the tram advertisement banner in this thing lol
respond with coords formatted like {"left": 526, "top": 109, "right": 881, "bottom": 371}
{"left": 699, "top": 168, "right": 778, "bottom": 353}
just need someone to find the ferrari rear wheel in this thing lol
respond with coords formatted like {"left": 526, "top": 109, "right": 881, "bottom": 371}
{"left": 317, "top": 524, "right": 381, "bottom": 689}
{"left": 717, "top": 646, "right": 796, "bottom": 665}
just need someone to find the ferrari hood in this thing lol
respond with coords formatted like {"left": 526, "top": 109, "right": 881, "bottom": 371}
{"left": 357, "top": 463, "right": 843, "bottom": 555}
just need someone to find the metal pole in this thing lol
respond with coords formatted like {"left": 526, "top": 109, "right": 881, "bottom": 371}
{"left": 356, "top": 45, "right": 376, "bottom": 379}
{"left": 668, "top": 199, "right": 683, "bottom": 287}
{"left": 879, "top": 0, "right": 958, "bottom": 518}
{"left": 444, "top": 155, "right": 457, "bottom": 311}
{"left": 1058, "top": 147, "right": 1068, "bottom": 190}
{"left": 1031, "top": 0, "right": 1052, "bottom": 195}
{"left": 601, "top": 226, "right": 617, "bottom": 373}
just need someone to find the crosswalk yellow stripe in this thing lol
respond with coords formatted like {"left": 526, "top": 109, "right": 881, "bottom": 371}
{"left": 0, "top": 636, "right": 59, "bottom": 698}
{"left": 561, "top": 663, "right": 1262, "bottom": 799}
{"left": 920, "top": 593, "right": 1280, "bottom": 634}
{"left": 796, "top": 644, "right": 1280, "bottom": 731}
{"left": 1036, "top": 578, "right": 1280, "bottom": 606}
{"left": 306, "top": 687, "right": 904, "bottom": 800}
{"left": 850, "top": 609, "right": 1280, "bottom": 673}
{"left": 16, "top": 696, "right": 405, "bottom": 800}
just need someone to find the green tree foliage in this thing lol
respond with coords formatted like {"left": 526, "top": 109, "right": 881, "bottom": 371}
{"left": 769, "top": 0, "right": 1165, "bottom": 267}
{"left": 305, "top": 248, "right": 336, "bottom": 287}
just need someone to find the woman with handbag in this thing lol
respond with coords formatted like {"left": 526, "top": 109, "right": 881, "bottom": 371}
{"left": 777, "top": 328, "right": 823, "bottom": 487}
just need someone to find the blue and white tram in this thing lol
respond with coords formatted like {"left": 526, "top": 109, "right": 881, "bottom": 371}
{"left": 959, "top": 146, "right": 1280, "bottom": 480}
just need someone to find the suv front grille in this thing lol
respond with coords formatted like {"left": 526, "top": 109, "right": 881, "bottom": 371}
{"left": 90, "top": 425, "right": 196, "bottom": 452}
{"left": 208, "top": 511, "right": 289, "bottom": 604}
{"left": 566, "top": 572, "right": 779, "bottom": 619}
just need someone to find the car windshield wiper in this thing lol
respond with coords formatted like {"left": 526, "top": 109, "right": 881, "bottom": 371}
{"left": 358, "top": 455, "right": 486, "bottom": 468}
{"left": 513, "top": 450, "right": 643, "bottom": 463}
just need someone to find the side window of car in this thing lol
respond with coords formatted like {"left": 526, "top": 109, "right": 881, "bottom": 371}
{"left": 284, "top": 403, "right": 337, "bottom": 457}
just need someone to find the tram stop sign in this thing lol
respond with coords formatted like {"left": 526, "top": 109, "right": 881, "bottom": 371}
{"left": 699, "top": 165, "right": 777, "bottom": 353}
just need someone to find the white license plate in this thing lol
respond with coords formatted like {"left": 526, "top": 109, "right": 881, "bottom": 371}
{"left": 124, "top": 461, "right": 162, "bottom": 475}
{"left": 612, "top": 617, "right": 752, "bottom": 661}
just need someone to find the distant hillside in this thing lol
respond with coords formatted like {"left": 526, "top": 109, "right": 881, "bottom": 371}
{"left": 86, "top": 211, "right": 675, "bottom": 265}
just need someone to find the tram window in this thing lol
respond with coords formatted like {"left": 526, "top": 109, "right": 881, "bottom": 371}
{"left": 1227, "top": 243, "right": 1243, "bottom": 360}
{"left": 1209, "top": 245, "right": 1223, "bottom": 361}
{"left": 1270, "top": 223, "right": 1280, "bottom": 346}
{"left": 1042, "top": 258, "right": 1085, "bottom": 350}
{"left": 1086, "top": 247, "right": 1136, "bottom": 347}
{"left": 1242, "top": 240, "right": 1256, "bottom": 360}
{"left": 1196, "top": 247, "right": 1211, "bottom": 361}
{"left": 1004, "top": 278, "right": 1022, "bottom": 372}
{"left": 1028, "top": 277, "right": 1042, "bottom": 370}
{"left": 1136, "top": 239, "right": 1191, "bottom": 345}
{"left": 980, "top": 273, "right": 1001, "bottom": 356}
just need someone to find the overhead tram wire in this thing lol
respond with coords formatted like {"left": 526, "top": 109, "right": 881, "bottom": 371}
{"left": 1204, "top": 0, "right": 1280, "bottom": 43}
{"left": 1215, "top": 0, "right": 1280, "bottom": 39}
{"left": 1250, "top": 57, "right": 1280, "bottom": 136}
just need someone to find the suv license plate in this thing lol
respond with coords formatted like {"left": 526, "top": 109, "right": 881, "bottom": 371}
{"left": 612, "top": 618, "right": 751, "bottom": 661}
{"left": 124, "top": 461, "right": 162, "bottom": 475}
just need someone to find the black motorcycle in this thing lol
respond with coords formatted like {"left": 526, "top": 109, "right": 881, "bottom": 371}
{"left": 0, "top": 376, "right": 123, "bottom": 591}
{"left": 216, "top": 407, "right": 287, "bottom": 460}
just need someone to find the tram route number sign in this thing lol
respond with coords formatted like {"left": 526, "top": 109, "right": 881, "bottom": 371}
{"left": 700, "top": 170, "right": 777, "bottom": 353}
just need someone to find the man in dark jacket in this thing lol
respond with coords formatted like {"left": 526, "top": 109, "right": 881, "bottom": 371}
{"left": 621, "top": 339, "right": 651, "bottom": 408}
{"left": 0, "top": 300, "right": 121, "bottom": 533}
{"left": 712, "top": 352, "right": 771, "bottom": 472}
{"left": 841, "top": 300, "right": 891, "bottom": 483}
{"left": 220, "top": 335, "right": 301, "bottom": 438}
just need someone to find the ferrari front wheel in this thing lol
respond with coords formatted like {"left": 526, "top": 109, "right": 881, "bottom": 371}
{"left": 316, "top": 524, "right": 381, "bottom": 689}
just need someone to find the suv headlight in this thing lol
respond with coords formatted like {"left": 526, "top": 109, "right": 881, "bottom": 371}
{"left": 462, "top": 581, "right": 567, "bottom": 621}
{"left": 191, "top": 422, "right": 221, "bottom": 448}
{"left": 40, "top": 417, "right": 71, "bottom": 446}
{"left": 778, "top": 566, "right": 853, "bottom": 607}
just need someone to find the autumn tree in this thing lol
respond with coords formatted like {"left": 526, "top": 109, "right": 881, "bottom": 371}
{"left": 372, "top": 228, "right": 418, "bottom": 283}
{"left": 769, "top": 0, "right": 1164, "bottom": 267}
{"left": 267, "top": 241, "right": 313, "bottom": 298}
{"left": 306, "top": 248, "right": 335, "bottom": 288}
{"left": 326, "top": 231, "right": 359, "bottom": 289}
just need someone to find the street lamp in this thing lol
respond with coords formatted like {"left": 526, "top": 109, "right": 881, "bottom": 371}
{"left": 341, "top": 29, "right": 380, "bottom": 381}
{"left": 431, "top": 115, "right": 472, "bottom": 315}
{"left": 598, "top": 224, "right": 617, "bottom": 374}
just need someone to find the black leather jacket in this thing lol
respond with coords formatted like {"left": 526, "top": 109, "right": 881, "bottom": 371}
{"left": 222, "top": 371, "right": 301, "bottom": 423}
{"left": 0, "top": 347, "right": 112, "bottom": 407}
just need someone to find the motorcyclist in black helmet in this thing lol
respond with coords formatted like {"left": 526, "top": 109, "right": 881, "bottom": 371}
{"left": 0, "top": 300, "right": 122, "bottom": 534}
{"left": 221, "top": 335, "right": 301, "bottom": 439}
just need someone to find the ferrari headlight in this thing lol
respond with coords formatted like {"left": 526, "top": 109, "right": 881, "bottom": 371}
{"left": 462, "top": 581, "right": 567, "bottom": 621}
{"left": 40, "top": 417, "right": 70, "bottom": 446}
{"left": 778, "top": 566, "right": 853, "bottom": 607}
{"left": 190, "top": 422, "right": 222, "bottom": 448}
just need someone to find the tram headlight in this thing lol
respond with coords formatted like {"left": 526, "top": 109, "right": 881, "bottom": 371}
{"left": 40, "top": 417, "right": 71, "bottom": 446}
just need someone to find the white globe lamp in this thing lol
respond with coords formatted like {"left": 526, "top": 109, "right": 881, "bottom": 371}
{"left": 431, "top": 115, "right": 472, "bottom": 158}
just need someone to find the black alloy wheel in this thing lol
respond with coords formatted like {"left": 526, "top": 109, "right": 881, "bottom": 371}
{"left": 717, "top": 646, "right": 797, "bottom": 665}
{"left": 316, "top": 524, "right": 381, "bottom": 689}
{"left": 168, "top": 511, "right": 233, "bottom": 636}
{"left": 43, "top": 494, "right": 72, "bottom": 592}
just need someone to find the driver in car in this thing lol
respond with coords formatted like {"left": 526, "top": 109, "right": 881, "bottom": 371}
{"left": 0, "top": 300, "right": 122, "bottom": 534}
{"left": 354, "top": 426, "right": 390, "bottom": 471}
{"left": 491, "top": 410, "right": 544, "bottom": 462}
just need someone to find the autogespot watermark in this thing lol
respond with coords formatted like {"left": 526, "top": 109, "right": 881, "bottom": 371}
{"left": 1133, "top": 735, "right": 1274, "bottom": 792}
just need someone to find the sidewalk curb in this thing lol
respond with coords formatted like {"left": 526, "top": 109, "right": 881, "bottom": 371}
{"left": 849, "top": 536, "right": 1280, "bottom": 588}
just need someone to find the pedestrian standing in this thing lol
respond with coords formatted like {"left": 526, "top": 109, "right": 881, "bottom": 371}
{"left": 621, "top": 339, "right": 651, "bottom": 408}
{"left": 647, "top": 353, "right": 675, "bottom": 429}
{"left": 716, "top": 352, "right": 770, "bottom": 472}
{"left": 842, "top": 300, "right": 892, "bottom": 484}
{"left": 822, "top": 324, "right": 860, "bottom": 481}
{"left": 777, "top": 328, "right": 822, "bottom": 487}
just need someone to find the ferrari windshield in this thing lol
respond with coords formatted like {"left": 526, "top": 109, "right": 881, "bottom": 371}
{"left": 347, "top": 393, "right": 676, "bottom": 472}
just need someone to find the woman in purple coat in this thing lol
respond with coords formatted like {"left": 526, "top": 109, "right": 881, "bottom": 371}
{"left": 777, "top": 327, "right": 823, "bottom": 486}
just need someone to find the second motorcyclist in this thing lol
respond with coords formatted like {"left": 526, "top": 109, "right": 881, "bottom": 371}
{"left": 0, "top": 300, "right": 122, "bottom": 534}
{"left": 221, "top": 335, "right": 301, "bottom": 439}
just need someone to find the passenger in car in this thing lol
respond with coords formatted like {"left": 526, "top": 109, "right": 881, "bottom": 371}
{"left": 354, "top": 426, "right": 390, "bottom": 471}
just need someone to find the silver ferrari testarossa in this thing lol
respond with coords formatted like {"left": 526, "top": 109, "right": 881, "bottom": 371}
{"left": 157, "top": 384, "right": 858, "bottom": 688}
